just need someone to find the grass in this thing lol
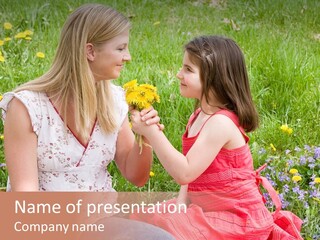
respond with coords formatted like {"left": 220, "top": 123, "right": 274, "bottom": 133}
{"left": 0, "top": 0, "right": 319, "bottom": 238}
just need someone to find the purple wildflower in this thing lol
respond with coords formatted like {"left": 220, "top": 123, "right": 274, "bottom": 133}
{"left": 287, "top": 159, "right": 294, "bottom": 167}
{"left": 258, "top": 148, "right": 266, "bottom": 155}
{"left": 0, "top": 163, "right": 6, "bottom": 168}
{"left": 285, "top": 149, "right": 291, "bottom": 155}
{"left": 308, "top": 163, "right": 315, "bottom": 169}
{"left": 304, "top": 145, "right": 311, "bottom": 151}
{"left": 307, "top": 156, "right": 315, "bottom": 163}
{"left": 292, "top": 186, "right": 300, "bottom": 193}
{"left": 299, "top": 156, "right": 306, "bottom": 165}
{"left": 314, "top": 147, "right": 320, "bottom": 159}
{"left": 294, "top": 146, "right": 301, "bottom": 152}
{"left": 283, "top": 184, "right": 290, "bottom": 193}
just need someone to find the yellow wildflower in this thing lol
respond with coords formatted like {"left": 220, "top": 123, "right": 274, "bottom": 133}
{"left": 149, "top": 171, "right": 155, "bottom": 177}
{"left": 123, "top": 79, "right": 160, "bottom": 153}
{"left": 4, "top": 22, "right": 12, "bottom": 30}
{"left": 0, "top": 95, "right": 3, "bottom": 101}
{"left": 14, "top": 32, "right": 27, "bottom": 39}
{"left": 314, "top": 177, "right": 320, "bottom": 184}
{"left": 24, "top": 30, "right": 33, "bottom": 36}
{"left": 289, "top": 168, "right": 298, "bottom": 174}
{"left": 292, "top": 175, "right": 302, "bottom": 182}
{"left": 270, "top": 143, "right": 276, "bottom": 152}
{"left": 123, "top": 80, "right": 160, "bottom": 111}
{"left": 0, "top": 55, "right": 5, "bottom": 62}
{"left": 280, "top": 124, "right": 293, "bottom": 135}
{"left": 0, "top": 134, "right": 3, "bottom": 140}
{"left": 36, "top": 52, "right": 45, "bottom": 58}
{"left": 0, "top": 40, "right": 4, "bottom": 46}
{"left": 123, "top": 79, "right": 138, "bottom": 90}
{"left": 4, "top": 37, "right": 11, "bottom": 42}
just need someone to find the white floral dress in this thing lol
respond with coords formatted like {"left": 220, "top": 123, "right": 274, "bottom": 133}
{"left": 0, "top": 84, "right": 128, "bottom": 191}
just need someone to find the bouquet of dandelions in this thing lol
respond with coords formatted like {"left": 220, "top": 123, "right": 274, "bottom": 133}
{"left": 123, "top": 79, "right": 160, "bottom": 153}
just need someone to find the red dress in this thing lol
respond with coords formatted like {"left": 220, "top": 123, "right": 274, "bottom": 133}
{"left": 131, "top": 109, "right": 303, "bottom": 240}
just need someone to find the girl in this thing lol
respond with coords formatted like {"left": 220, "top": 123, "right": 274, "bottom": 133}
{"left": 130, "top": 35, "right": 303, "bottom": 239}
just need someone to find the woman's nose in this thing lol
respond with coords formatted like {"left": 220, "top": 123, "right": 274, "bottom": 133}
{"left": 123, "top": 50, "right": 131, "bottom": 62}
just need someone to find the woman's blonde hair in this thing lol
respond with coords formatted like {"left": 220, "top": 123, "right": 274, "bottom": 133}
{"left": 15, "top": 4, "right": 131, "bottom": 139}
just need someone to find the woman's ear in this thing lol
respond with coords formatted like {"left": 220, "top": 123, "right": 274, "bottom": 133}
{"left": 86, "top": 43, "right": 95, "bottom": 61}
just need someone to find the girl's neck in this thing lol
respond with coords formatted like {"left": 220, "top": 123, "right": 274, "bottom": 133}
{"left": 199, "top": 104, "right": 224, "bottom": 115}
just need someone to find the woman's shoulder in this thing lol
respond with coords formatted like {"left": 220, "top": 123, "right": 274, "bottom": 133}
{"left": 0, "top": 90, "right": 44, "bottom": 108}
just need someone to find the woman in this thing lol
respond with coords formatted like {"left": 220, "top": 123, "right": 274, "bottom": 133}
{"left": 0, "top": 4, "right": 174, "bottom": 239}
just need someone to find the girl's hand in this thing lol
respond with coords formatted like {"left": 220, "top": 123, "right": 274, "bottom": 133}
{"left": 130, "top": 109, "right": 159, "bottom": 136}
{"left": 130, "top": 106, "right": 164, "bottom": 131}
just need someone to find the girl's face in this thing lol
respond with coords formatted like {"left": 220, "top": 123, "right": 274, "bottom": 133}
{"left": 88, "top": 30, "right": 131, "bottom": 81}
{"left": 176, "top": 51, "right": 202, "bottom": 99}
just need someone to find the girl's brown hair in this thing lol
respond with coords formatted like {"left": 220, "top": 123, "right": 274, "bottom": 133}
{"left": 185, "top": 35, "right": 259, "bottom": 132}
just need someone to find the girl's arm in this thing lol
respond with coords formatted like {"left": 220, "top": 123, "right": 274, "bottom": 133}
{"left": 4, "top": 98, "right": 39, "bottom": 191}
{"left": 131, "top": 111, "right": 234, "bottom": 185}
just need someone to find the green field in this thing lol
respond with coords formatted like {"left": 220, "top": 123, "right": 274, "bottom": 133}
{"left": 0, "top": 0, "right": 319, "bottom": 238}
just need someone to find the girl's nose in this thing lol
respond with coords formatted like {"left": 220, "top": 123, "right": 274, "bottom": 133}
{"left": 176, "top": 69, "right": 183, "bottom": 79}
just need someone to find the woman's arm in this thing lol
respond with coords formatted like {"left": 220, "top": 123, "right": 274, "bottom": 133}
{"left": 4, "top": 98, "right": 39, "bottom": 191}
{"left": 176, "top": 185, "right": 189, "bottom": 206}
{"left": 114, "top": 115, "right": 153, "bottom": 187}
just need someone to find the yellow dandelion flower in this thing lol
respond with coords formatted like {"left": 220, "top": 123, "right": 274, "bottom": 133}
{"left": 123, "top": 79, "right": 160, "bottom": 153}
{"left": 270, "top": 143, "right": 276, "bottom": 152}
{"left": 314, "top": 177, "right": 320, "bottom": 184}
{"left": 0, "top": 40, "right": 4, "bottom": 46}
{"left": 123, "top": 79, "right": 138, "bottom": 90}
{"left": 280, "top": 124, "right": 293, "bottom": 135}
{"left": 4, "top": 22, "right": 12, "bottom": 30}
{"left": 153, "top": 21, "right": 160, "bottom": 26}
{"left": 286, "top": 128, "right": 293, "bottom": 134}
{"left": 14, "top": 32, "right": 27, "bottom": 39}
{"left": 0, "top": 95, "right": 3, "bottom": 101}
{"left": 149, "top": 171, "right": 155, "bottom": 177}
{"left": 0, "top": 55, "right": 5, "bottom": 62}
{"left": 24, "top": 30, "right": 33, "bottom": 36}
{"left": 4, "top": 37, "right": 11, "bottom": 42}
{"left": 292, "top": 175, "right": 302, "bottom": 182}
{"left": 0, "top": 134, "right": 4, "bottom": 140}
{"left": 289, "top": 168, "right": 298, "bottom": 174}
{"left": 36, "top": 52, "right": 45, "bottom": 58}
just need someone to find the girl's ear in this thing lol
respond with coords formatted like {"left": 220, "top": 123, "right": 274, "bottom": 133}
{"left": 86, "top": 43, "right": 95, "bottom": 61}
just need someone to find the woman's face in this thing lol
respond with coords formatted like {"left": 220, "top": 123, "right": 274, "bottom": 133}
{"left": 88, "top": 29, "right": 131, "bottom": 81}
